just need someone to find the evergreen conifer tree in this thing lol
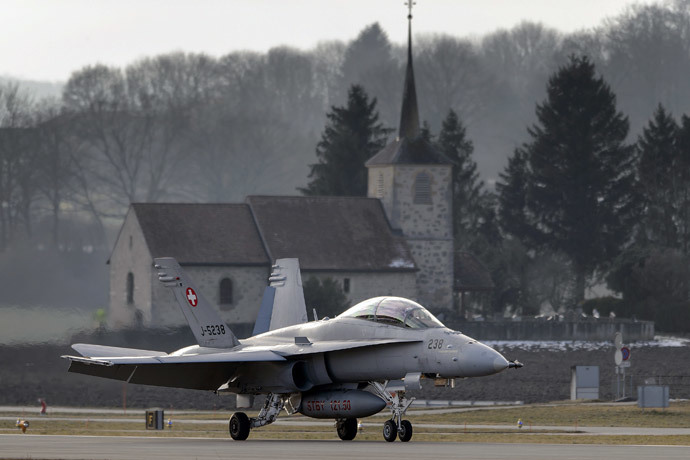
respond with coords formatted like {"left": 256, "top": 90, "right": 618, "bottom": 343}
{"left": 520, "top": 55, "right": 637, "bottom": 304}
{"left": 677, "top": 114, "right": 690, "bottom": 255}
{"left": 497, "top": 148, "right": 532, "bottom": 241}
{"left": 637, "top": 104, "right": 680, "bottom": 248}
{"left": 437, "top": 110, "right": 484, "bottom": 247}
{"left": 300, "top": 85, "right": 390, "bottom": 196}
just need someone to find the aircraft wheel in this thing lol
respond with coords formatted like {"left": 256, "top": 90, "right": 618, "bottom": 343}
{"left": 398, "top": 420, "right": 413, "bottom": 442}
{"left": 229, "top": 412, "right": 250, "bottom": 440}
{"left": 336, "top": 418, "right": 358, "bottom": 440}
{"left": 383, "top": 419, "right": 397, "bottom": 442}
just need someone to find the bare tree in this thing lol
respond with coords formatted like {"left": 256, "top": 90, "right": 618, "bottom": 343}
{"left": 0, "top": 83, "right": 37, "bottom": 248}
{"left": 33, "top": 99, "right": 77, "bottom": 247}
{"left": 63, "top": 65, "right": 154, "bottom": 214}
{"left": 415, "top": 35, "right": 487, "bottom": 129}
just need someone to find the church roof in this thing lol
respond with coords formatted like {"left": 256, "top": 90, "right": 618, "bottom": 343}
{"left": 247, "top": 196, "right": 416, "bottom": 272}
{"left": 127, "top": 198, "right": 416, "bottom": 272}
{"left": 454, "top": 251, "right": 495, "bottom": 292}
{"left": 398, "top": 13, "right": 420, "bottom": 140}
{"left": 365, "top": 136, "right": 452, "bottom": 166}
{"left": 132, "top": 203, "right": 268, "bottom": 265}
{"left": 365, "top": 10, "right": 452, "bottom": 167}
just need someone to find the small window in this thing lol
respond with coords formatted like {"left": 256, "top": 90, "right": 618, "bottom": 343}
{"left": 376, "top": 173, "right": 384, "bottom": 198}
{"left": 126, "top": 272, "right": 134, "bottom": 304}
{"left": 413, "top": 172, "right": 432, "bottom": 204}
{"left": 129, "top": 235, "right": 133, "bottom": 250}
{"left": 343, "top": 278, "right": 351, "bottom": 293}
{"left": 220, "top": 278, "right": 233, "bottom": 306}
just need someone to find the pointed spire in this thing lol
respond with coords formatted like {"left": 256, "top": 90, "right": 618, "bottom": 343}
{"left": 398, "top": 2, "right": 420, "bottom": 139}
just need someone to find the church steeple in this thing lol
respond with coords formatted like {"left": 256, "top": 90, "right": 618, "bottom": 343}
{"left": 398, "top": 2, "right": 420, "bottom": 139}
{"left": 365, "top": 3, "right": 451, "bottom": 166}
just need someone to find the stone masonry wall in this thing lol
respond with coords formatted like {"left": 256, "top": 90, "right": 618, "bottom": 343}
{"left": 407, "top": 239, "right": 454, "bottom": 311}
{"left": 393, "top": 165, "right": 454, "bottom": 312}
{"left": 108, "top": 210, "right": 153, "bottom": 328}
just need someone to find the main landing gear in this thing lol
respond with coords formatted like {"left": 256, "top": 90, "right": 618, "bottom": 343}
{"left": 335, "top": 417, "right": 358, "bottom": 440}
{"left": 229, "top": 393, "right": 283, "bottom": 441}
{"left": 370, "top": 381, "right": 415, "bottom": 442}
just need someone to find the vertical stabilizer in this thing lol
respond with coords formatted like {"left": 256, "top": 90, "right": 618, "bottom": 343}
{"left": 253, "top": 258, "right": 308, "bottom": 334}
{"left": 154, "top": 257, "right": 239, "bottom": 348}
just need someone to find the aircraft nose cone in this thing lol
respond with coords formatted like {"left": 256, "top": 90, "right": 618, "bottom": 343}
{"left": 493, "top": 353, "right": 509, "bottom": 372}
{"left": 460, "top": 342, "right": 510, "bottom": 376}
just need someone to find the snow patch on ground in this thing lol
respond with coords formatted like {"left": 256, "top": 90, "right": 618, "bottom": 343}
{"left": 485, "top": 335, "right": 689, "bottom": 351}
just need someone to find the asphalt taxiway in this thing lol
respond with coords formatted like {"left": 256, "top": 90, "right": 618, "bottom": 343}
{"left": 1, "top": 435, "right": 688, "bottom": 460}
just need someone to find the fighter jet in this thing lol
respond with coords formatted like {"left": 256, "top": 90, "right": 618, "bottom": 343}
{"left": 64, "top": 257, "right": 522, "bottom": 442}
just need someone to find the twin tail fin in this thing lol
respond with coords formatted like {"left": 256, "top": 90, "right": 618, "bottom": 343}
{"left": 154, "top": 257, "right": 239, "bottom": 348}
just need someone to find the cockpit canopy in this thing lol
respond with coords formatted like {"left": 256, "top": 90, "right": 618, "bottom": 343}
{"left": 337, "top": 296, "right": 445, "bottom": 329}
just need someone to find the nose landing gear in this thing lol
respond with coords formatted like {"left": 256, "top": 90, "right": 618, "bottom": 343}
{"left": 370, "top": 381, "right": 415, "bottom": 442}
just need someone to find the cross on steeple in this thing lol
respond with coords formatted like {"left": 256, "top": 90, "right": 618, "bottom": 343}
{"left": 406, "top": 0, "right": 415, "bottom": 19}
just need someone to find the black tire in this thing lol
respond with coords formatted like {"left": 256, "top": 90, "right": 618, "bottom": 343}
{"left": 383, "top": 419, "right": 397, "bottom": 442}
{"left": 229, "top": 412, "right": 250, "bottom": 441}
{"left": 336, "top": 418, "right": 358, "bottom": 441}
{"left": 399, "top": 420, "right": 413, "bottom": 442}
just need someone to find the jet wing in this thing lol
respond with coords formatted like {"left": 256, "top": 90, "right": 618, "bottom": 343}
{"left": 242, "top": 337, "right": 423, "bottom": 357}
{"left": 63, "top": 346, "right": 285, "bottom": 391}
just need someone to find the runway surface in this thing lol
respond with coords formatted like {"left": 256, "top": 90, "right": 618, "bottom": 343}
{"left": 1, "top": 435, "right": 688, "bottom": 460}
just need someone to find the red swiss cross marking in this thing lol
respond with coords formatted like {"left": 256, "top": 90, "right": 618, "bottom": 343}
{"left": 186, "top": 287, "right": 198, "bottom": 307}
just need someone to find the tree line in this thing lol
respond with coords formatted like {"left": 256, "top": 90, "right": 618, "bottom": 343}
{"left": 305, "top": 55, "right": 689, "bottom": 331}
{"left": 1, "top": 2, "right": 690, "bottom": 329}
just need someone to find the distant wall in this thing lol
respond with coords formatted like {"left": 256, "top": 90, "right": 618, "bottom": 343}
{"left": 445, "top": 319, "right": 655, "bottom": 341}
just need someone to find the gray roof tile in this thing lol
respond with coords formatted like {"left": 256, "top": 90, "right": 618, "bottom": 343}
{"left": 132, "top": 203, "right": 269, "bottom": 265}
{"left": 246, "top": 196, "right": 416, "bottom": 272}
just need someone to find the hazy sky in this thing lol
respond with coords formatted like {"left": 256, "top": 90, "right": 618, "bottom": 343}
{"left": 3, "top": 0, "right": 657, "bottom": 82}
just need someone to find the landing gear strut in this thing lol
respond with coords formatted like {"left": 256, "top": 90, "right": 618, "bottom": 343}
{"left": 229, "top": 393, "right": 284, "bottom": 441}
{"left": 370, "top": 381, "right": 415, "bottom": 442}
{"left": 336, "top": 417, "right": 358, "bottom": 440}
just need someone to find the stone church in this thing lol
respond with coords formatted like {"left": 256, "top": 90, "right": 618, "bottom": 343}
{"left": 108, "top": 15, "right": 492, "bottom": 329}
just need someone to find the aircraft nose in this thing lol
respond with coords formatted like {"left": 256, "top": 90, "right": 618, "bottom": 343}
{"left": 460, "top": 342, "right": 510, "bottom": 377}
{"left": 492, "top": 351, "right": 509, "bottom": 372}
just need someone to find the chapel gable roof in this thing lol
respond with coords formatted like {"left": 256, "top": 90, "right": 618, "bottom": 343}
{"left": 246, "top": 195, "right": 416, "bottom": 272}
{"left": 365, "top": 136, "right": 452, "bottom": 166}
{"left": 131, "top": 203, "right": 269, "bottom": 265}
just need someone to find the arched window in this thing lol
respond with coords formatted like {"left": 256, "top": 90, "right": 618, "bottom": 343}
{"left": 126, "top": 272, "right": 134, "bottom": 304}
{"left": 220, "top": 278, "right": 233, "bottom": 307}
{"left": 413, "top": 172, "right": 432, "bottom": 204}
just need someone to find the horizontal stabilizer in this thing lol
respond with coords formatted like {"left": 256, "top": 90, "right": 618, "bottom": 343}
{"left": 71, "top": 343, "right": 164, "bottom": 358}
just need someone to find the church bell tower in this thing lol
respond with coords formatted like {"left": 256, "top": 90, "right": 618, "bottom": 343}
{"left": 366, "top": 4, "right": 454, "bottom": 312}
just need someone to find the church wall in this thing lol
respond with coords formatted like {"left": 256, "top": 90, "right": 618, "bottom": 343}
{"left": 407, "top": 239, "right": 454, "bottom": 312}
{"left": 367, "top": 166, "right": 397, "bottom": 227}
{"left": 150, "top": 265, "right": 270, "bottom": 328}
{"left": 393, "top": 165, "right": 453, "bottom": 239}
{"left": 368, "top": 163, "right": 455, "bottom": 313}
{"left": 108, "top": 210, "right": 153, "bottom": 328}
